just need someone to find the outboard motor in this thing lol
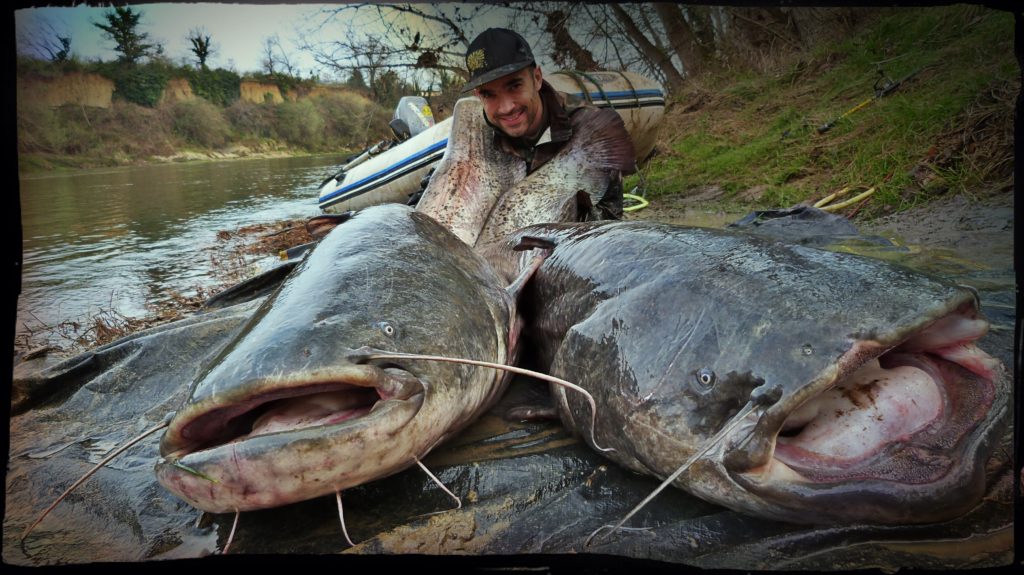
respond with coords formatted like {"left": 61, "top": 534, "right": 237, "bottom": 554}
{"left": 393, "top": 96, "right": 435, "bottom": 140}
{"left": 389, "top": 118, "right": 412, "bottom": 141}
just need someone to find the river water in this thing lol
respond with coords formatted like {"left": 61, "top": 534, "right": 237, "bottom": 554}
{"left": 16, "top": 155, "right": 342, "bottom": 350}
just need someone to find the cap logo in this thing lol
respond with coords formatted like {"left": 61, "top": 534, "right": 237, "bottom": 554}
{"left": 467, "top": 49, "right": 486, "bottom": 74}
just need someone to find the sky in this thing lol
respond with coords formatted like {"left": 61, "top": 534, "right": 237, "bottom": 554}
{"left": 14, "top": 3, "right": 339, "bottom": 75}
{"left": 13, "top": 2, "right": 520, "bottom": 80}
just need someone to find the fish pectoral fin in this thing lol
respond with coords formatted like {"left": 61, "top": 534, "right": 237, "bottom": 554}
{"left": 504, "top": 244, "right": 552, "bottom": 300}
{"left": 512, "top": 236, "right": 556, "bottom": 252}
{"left": 574, "top": 190, "right": 595, "bottom": 221}
{"left": 504, "top": 246, "right": 550, "bottom": 350}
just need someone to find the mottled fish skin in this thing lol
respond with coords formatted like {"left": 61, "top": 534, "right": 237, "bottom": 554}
{"left": 474, "top": 108, "right": 635, "bottom": 247}
{"left": 156, "top": 204, "right": 521, "bottom": 513}
{"left": 415, "top": 97, "right": 525, "bottom": 245}
{"left": 485, "top": 220, "right": 1009, "bottom": 525}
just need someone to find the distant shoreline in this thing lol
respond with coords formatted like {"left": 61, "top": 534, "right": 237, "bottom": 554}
{"left": 17, "top": 146, "right": 350, "bottom": 176}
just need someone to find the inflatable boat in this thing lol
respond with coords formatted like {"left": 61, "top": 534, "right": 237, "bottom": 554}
{"left": 317, "top": 70, "right": 665, "bottom": 214}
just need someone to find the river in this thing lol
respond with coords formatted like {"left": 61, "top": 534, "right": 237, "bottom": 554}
{"left": 16, "top": 155, "right": 343, "bottom": 352}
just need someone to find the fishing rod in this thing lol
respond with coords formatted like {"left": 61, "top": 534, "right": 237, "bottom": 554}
{"left": 780, "top": 65, "right": 925, "bottom": 141}
{"left": 816, "top": 66, "right": 924, "bottom": 134}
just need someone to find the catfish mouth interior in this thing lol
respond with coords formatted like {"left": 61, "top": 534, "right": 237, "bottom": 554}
{"left": 750, "top": 308, "right": 1001, "bottom": 486}
{"left": 163, "top": 363, "right": 424, "bottom": 459}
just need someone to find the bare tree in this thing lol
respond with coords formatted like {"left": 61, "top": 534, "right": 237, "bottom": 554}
{"left": 578, "top": 4, "right": 633, "bottom": 71}
{"left": 261, "top": 34, "right": 299, "bottom": 77}
{"left": 186, "top": 27, "right": 216, "bottom": 70}
{"left": 785, "top": 7, "right": 872, "bottom": 50}
{"left": 18, "top": 15, "right": 73, "bottom": 63}
{"left": 727, "top": 6, "right": 803, "bottom": 53}
{"left": 290, "top": 2, "right": 842, "bottom": 99}
{"left": 503, "top": 2, "right": 603, "bottom": 72}
{"left": 654, "top": 3, "right": 709, "bottom": 77}
{"left": 609, "top": 5, "right": 686, "bottom": 92}
{"left": 298, "top": 3, "right": 508, "bottom": 82}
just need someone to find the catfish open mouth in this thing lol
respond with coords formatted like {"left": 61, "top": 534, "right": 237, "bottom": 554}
{"left": 742, "top": 307, "right": 1004, "bottom": 491}
{"left": 160, "top": 363, "right": 424, "bottom": 460}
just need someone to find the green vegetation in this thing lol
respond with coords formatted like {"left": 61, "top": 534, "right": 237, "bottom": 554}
{"left": 246, "top": 71, "right": 317, "bottom": 98}
{"left": 169, "top": 99, "right": 232, "bottom": 147}
{"left": 16, "top": 55, "right": 393, "bottom": 171}
{"left": 17, "top": 0, "right": 394, "bottom": 173}
{"left": 93, "top": 6, "right": 158, "bottom": 64}
{"left": 93, "top": 60, "right": 173, "bottom": 107}
{"left": 629, "top": 5, "right": 1017, "bottom": 216}
{"left": 185, "top": 67, "right": 240, "bottom": 106}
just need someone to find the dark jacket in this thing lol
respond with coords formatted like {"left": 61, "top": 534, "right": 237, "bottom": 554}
{"left": 488, "top": 80, "right": 632, "bottom": 220}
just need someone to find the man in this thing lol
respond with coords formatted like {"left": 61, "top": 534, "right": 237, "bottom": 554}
{"left": 461, "top": 28, "right": 633, "bottom": 219}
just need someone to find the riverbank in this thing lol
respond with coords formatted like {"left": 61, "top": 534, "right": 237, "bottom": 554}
{"left": 14, "top": 184, "right": 1013, "bottom": 363}
{"left": 149, "top": 146, "right": 313, "bottom": 165}
{"left": 19, "top": 140, "right": 341, "bottom": 174}
{"left": 629, "top": 187, "right": 1015, "bottom": 269}
{"left": 16, "top": 90, "right": 391, "bottom": 174}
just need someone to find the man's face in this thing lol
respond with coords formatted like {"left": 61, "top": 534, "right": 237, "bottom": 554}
{"left": 474, "top": 66, "right": 545, "bottom": 139}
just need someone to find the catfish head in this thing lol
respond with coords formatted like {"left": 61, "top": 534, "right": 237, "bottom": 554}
{"left": 156, "top": 204, "right": 524, "bottom": 513}
{"left": 702, "top": 292, "right": 1010, "bottom": 524}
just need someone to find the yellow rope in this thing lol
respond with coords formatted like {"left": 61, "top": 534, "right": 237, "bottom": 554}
{"left": 819, "top": 187, "right": 876, "bottom": 212}
{"left": 623, "top": 193, "right": 649, "bottom": 212}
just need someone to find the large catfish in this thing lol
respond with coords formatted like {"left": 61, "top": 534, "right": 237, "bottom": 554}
{"left": 156, "top": 204, "right": 537, "bottom": 513}
{"left": 481, "top": 221, "right": 1010, "bottom": 525}
{"left": 414, "top": 97, "right": 525, "bottom": 245}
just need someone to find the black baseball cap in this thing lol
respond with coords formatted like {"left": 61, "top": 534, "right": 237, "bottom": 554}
{"left": 462, "top": 28, "right": 535, "bottom": 92}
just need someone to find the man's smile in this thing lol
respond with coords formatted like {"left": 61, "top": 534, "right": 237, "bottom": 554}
{"left": 499, "top": 108, "right": 526, "bottom": 128}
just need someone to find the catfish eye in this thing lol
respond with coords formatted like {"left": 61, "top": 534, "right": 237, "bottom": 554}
{"left": 694, "top": 367, "right": 716, "bottom": 390}
{"left": 377, "top": 321, "right": 397, "bottom": 338}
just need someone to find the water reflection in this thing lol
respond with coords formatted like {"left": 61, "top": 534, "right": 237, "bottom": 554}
{"left": 17, "top": 155, "right": 342, "bottom": 343}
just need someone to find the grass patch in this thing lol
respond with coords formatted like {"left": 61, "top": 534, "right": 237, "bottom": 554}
{"left": 636, "top": 4, "right": 1017, "bottom": 217}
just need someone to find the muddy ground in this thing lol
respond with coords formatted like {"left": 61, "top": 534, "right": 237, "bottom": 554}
{"left": 858, "top": 191, "right": 1014, "bottom": 264}
{"left": 631, "top": 188, "right": 1014, "bottom": 267}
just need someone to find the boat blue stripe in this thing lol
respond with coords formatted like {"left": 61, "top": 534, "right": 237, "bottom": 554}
{"left": 321, "top": 139, "right": 449, "bottom": 203}
{"left": 319, "top": 154, "right": 442, "bottom": 209}
{"left": 569, "top": 89, "right": 665, "bottom": 100}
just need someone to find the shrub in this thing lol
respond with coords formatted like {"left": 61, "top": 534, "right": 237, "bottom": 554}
{"left": 16, "top": 96, "right": 72, "bottom": 154}
{"left": 66, "top": 101, "right": 174, "bottom": 160}
{"left": 273, "top": 99, "right": 325, "bottom": 149}
{"left": 169, "top": 99, "right": 231, "bottom": 148}
{"left": 314, "top": 91, "right": 391, "bottom": 149}
{"left": 244, "top": 72, "right": 315, "bottom": 99}
{"left": 109, "top": 101, "right": 174, "bottom": 156}
{"left": 225, "top": 99, "right": 276, "bottom": 139}
{"left": 16, "top": 55, "right": 86, "bottom": 78}
{"left": 94, "top": 61, "right": 172, "bottom": 107}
